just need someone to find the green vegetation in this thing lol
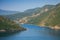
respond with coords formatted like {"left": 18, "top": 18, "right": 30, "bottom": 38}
{"left": 27, "top": 3, "right": 60, "bottom": 29}
{"left": 27, "top": 5, "right": 55, "bottom": 24}
{"left": 45, "top": 5, "right": 60, "bottom": 27}
{"left": 0, "top": 16, "right": 26, "bottom": 32}
{"left": 0, "top": 3, "right": 60, "bottom": 29}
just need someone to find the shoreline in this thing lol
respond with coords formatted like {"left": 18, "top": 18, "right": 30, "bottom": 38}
{"left": 38, "top": 24, "right": 60, "bottom": 30}
{"left": 21, "top": 23, "right": 60, "bottom": 30}
{"left": 0, "top": 28, "right": 26, "bottom": 33}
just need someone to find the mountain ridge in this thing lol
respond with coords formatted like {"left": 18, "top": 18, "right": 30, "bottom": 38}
{"left": 26, "top": 3, "right": 60, "bottom": 29}
{"left": 0, "top": 3, "right": 60, "bottom": 30}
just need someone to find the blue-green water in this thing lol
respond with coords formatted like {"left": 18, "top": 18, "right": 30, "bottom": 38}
{"left": 0, "top": 24, "right": 60, "bottom": 40}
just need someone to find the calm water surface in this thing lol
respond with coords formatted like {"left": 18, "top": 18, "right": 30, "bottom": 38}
{"left": 0, "top": 24, "right": 60, "bottom": 40}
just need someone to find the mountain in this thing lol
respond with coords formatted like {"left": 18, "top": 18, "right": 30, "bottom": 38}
{"left": 26, "top": 5, "right": 55, "bottom": 24}
{"left": 3, "top": 5, "right": 55, "bottom": 20}
{"left": 0, "top": 16, "right": 26, "bottom": 33}
{"left": 27, "top": 3, "right": 60, "bottom": 29}
{"left": 41, "top": 3, "right": 60, "bottom": 29}
{"left": 3, "top": 8, "right": 41, "bottom": 20}
{"left": 0, "top": 9, "right": 19, "bottom": 15}
{"left": 0, "top": 3, "right": 60, "bottom": 29}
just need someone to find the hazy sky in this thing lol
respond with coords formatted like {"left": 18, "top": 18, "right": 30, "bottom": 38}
{"left": 0, "top": 0, "right": 60, "bottom": 12}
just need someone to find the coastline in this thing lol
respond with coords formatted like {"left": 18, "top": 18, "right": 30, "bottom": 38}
{"left": 0, "top": 28, "right": 26, "bottom": 34}
{"left": 38, "top": 24, "right": 60, "bottom": 30}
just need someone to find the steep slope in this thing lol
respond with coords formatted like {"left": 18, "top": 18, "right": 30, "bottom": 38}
{"left": 27, "top": 3, "right": 60, "bottom": 29}
{"left": 43, "top": 4, "right": 60, "bottom": 27}
{"left": 27, "top": 5, "right": 55, "bottom": 24}
{"left": 17, "top": 5, "right": 55, "bottom": 24}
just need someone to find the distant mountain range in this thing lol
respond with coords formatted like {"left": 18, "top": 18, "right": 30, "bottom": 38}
{"left": 0, "top": 4, "right": 55, "bottom": 20}
{"left": 0, "top": 9, "right": 19, "bottom": 15}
